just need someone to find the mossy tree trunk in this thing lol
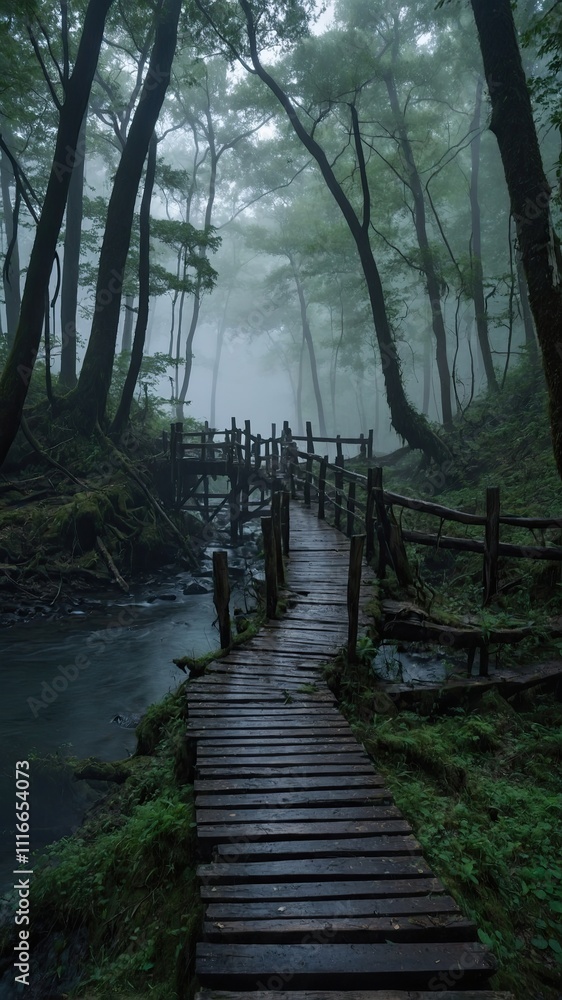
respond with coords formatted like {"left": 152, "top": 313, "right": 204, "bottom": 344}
{"left": 74, "top": 0, "right": 182, "bottom": 432}
{"left": 0, "top": 136, "right": 21, "bottom": 349}
{"left": 0, "top": 0, "right": 113, "bottom": 469}
{"left": 469, "top": 76, "right": 498, "bottom": 392}
{"left": 470, "top": 0, "right": 562, "bottom": 476}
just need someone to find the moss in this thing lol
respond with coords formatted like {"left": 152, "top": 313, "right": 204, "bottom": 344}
{"left": 0, "top": 693, "right": 202, "bottom": 1000}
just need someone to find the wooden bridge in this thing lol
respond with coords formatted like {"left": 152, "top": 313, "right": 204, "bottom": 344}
{"left": 186, "top": 490, "right": 516, "bottom": 999}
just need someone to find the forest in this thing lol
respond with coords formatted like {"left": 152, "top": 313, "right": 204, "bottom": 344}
{"left": 0, "top": 0, "right": 561, "bottom": 998}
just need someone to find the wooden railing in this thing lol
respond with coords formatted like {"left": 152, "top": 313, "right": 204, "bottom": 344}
{"left": 291, "top": 449, "right": 562, "bottom": 608}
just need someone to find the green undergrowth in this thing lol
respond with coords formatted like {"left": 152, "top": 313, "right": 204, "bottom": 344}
{"left": 0, "top": 683, "right": 201, "bottom": 999}
{"left": 345, "top": 361, "right": 562, "bottom": 665}
{"left": 331, "top": 652, "right": 562, "bottom": 999}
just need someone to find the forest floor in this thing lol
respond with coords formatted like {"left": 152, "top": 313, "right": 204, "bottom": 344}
{"left": 330, "top": 359, "right": 562, "bottom": 999}
{"left": 0, "top": 400, "right": 202, "bottom": 619}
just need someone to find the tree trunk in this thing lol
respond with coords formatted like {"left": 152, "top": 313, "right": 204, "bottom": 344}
{"left": 209, "top": 287, "right": 233, "bottom": 429}
{"left": 111, "top": 133, "right": 157, "bottom": 438}
{"left": 422, "top": 334, "right": 431, "bottom": 416}
{"left": 516, "top": 250, "right": 538, "bottom": 360}
{"left": 177, "top": 119, "right": 219, "bottom": 419}
{"left": 120, "top": 293, "right": 135, "bottom": 353}
{"left": 0, "top": 0, "right": 113, "bottom": 468}
{"left": 238, "top": 0, "right": 448, "bottom": 464}
{"left": 296, "top": 336, "right": 304, "bottom": 436}
{"left": 291, "top": 256, "right": 327, "bottom": 437}
{"left": 470, "top": 0, "right": 562, "bottom": 476}
{"left": 469, "top": 76, "right": 498, "bottom": 392}
{"left": 75, "top": 0, "right": 181, "bottom": 431}
{"left": 384, "top": 64, "right": 453, "bottom": 429}
{"left": 59, "top": 109, "right": 86, "bottom": 389}
{"left": 0, "top": 140, "right": 21, "bottom": 348}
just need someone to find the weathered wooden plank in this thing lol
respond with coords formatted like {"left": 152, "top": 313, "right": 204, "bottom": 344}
{"left": 199, "top": 876, "right": 445, "bottom": 902}
{"left": 190, "top": 709, "right": 338, "bottom": 721}
{"left": 198, "top": 820, "right": 410, "bottom": 843}
{"left": 195, "top": 789, "right": 392, "bottom": 808}
{"left": 204, "top": 894, "right": 461, "bottom": 920}
{"left": 196, "top": 806, "right": 401, "bottom": 823}
{"left": 188, "top": 692, "right": 330, "bottom": 704}
{"left": 195, "top": 742, "right": 363, "bottom": 757}
{"left": 202, "top": 915, "right": 475, "bottom": 943}
{"left": 197, "top": 856, "right": 432, "bottom": 884}
{"left": 195, "top": 737, "right": 359, "bottom": 750}
{"left": 195, "top": 991, "right": 512, "bottom": 1000}
{"left": 196, "top": 765, "right": 376, "bottom": 779}
{"left": 212, "top": 836, "right": 421, "bottom": 860}
{"left": 194, "top": 775, "right": 385, "bottom": 793}
{"left": 189, "top": 728, "right": 354, "bottom": 740}
{"left": 196, "top": 941, "right": 495, "bottom": 989}
{"left": 196, "top": 754, "right": 371, "bottom": 768}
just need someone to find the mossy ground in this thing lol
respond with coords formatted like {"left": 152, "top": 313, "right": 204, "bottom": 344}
{"left": 331, "top": 665, "right": 562, "bottom": 1000}
{"left": 0, "top": 684, "right": 202, "bottom": 999}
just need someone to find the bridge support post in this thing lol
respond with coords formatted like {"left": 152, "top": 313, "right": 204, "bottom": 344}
{"left": 346, "top": 481, "right": 356, "bottom": 537}
{"left": 281, "top": 491, "right": 290, "bottom": 556}
{"left": 212, "top": 551, "right": 231, "bottom": 648}
{"left": 365, "top": 467, "right": 375, "bottom": 563}
{"left": 483, "top": 486, "right": 500, "bottom": 607}
{"left": 318, "top": 456, "right": 328, "bottom": 520}
{"left": 261, "top": 517, "right": 278, "bottom": 618}
{"left": 347, "top": 534, "right": 365, "bottom": 664}
{"left": 271, "top": 490, "right": 285, "bottom": 585}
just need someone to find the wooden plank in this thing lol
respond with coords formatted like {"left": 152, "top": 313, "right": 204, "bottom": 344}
{"left": 204, "top": 894, "right": 461, "bottom": 920}
{"left": 188, "top": 692, "right": 331, "bottom": 703}
{"left": 190, "top": 709, "right": 339, "bottom": 720}
{"left": 198, "top": 820, "right": 411, "bottom": 843}
{"left": 189, "top": 720, "right": 349, "bottom": 733}
{"left": 196, "top": 991, "right": 512, "bottom": 1000}
{"left": 212, "top": 836, "right": 421, "bottom": 860}
{"left": 195, "top": 737, "right": 359, "bottom": 749}
{"left": 196, "top": 941, "right": 495, "bottom": 988}
{"left": 195, "top": 742, "right": 363, "bottom": 757}
{"left": 189, "top": 728, "right": 355, "bottom": 740}
{"left": 196, "top": 765, "right": 376, "bottom": 779}
{"left": 197, "top": 857, "right": 432, "bottom": 883}
{"left": 202, "top": 915, "right": 475, "bottom": 943}
{"left": 196, "top": 754, "right": 371, "bottom": 768}
{"left": 199, "top": 876, "right": 445, "bottom": 902}
{"left": 195, "top": 789, "right": 392, "bottom": 808}
{"left": 196, "top": 806, "right": 402, "bottom": 823}
{"left": 194, "top": 775, "right": 385, "bottom": 793}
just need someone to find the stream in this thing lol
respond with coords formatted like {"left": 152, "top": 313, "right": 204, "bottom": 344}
{"left": 0, "top": 525, "right": 260, "bottom": 896}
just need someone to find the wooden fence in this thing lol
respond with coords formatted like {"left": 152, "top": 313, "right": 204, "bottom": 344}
{"left": 290, "top": 449, "right": 562, "bottom": 608}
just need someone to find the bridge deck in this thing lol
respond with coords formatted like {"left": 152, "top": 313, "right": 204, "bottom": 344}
{"left": 190, "top": 504, "right": 508, "bottom": 996}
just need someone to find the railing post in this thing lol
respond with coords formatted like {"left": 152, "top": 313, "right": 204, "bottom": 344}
{"left": 244, "top": 420, "right": 252, "bottom": 470}
{"left": 212, "top": 551, "right": 231, "bottom": 648}
{"left": 346, "top": 480, "right": 356, "bottom": 537}
{"left": 271, "top": 490, "right": 285, "bottom": 585}
{"left": 261, "top": 516, "right": 278, "bottom": 618}
{"left": 373, "top": 466, "right": 387, "bottom": 579}
{"left": 265, "top": 439, "right": 270, "bottom": 474}
{"left": 304, "top": 454, "right": 312, "bottom": 507}
{"left": 229, "top": 469, "right": 240, "bottom": 542}
{"left": 347, "top": 534, "right": 365, "bottom": 664}
{"left": 359, "top": 433, "right": 366, "bottom": 459}
{"left": 334, "top": 437, "right": 344, "bottom": 531}
{"left": 483, "top": 486, "right": 500, "bottom": 606}
{"left": 367, "top": 429, "right": 374, "bottom": 460}
{"left": 255, "top": 433, "right": 262, "bottom": 470}
{"left": 318, "top": 456, "right": 328, "bottom": 520}
{"left": 365, "top": 467, "right": 375, "bottom": 564}
{"left": 306, "top": 420, "right": 314, "bottom": 455}
{"left": 281, "top": 490, "right": 290, "bottom": 556}
{"left": 271, "top": 423, "right": 279, "bottom": 473}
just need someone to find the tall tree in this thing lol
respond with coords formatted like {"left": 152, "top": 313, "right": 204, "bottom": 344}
{"left": 196, "top": 0, "right": 448, "bottom": 462}
{"left": 74, "top": 0, "right": 182, "bottom": 431}
{"left": 0, "top": 0, "right": 114, "bottom": 467}
{"left": 59, "top": 109, "right": 86, "bottom": 389}
{"left": 0, "top": 137, "right": 21, "bottom": 347}
{"left": 468, "top": 0, "right": 562, "bottom": 476}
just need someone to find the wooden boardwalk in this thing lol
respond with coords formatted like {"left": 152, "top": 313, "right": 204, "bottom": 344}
{"left": 190, "top": 504, "right": 507, "bottom": 998}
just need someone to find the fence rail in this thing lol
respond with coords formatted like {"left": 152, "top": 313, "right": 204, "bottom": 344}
{"left": 291, "top": 447, "right": 562, "bottom": 608}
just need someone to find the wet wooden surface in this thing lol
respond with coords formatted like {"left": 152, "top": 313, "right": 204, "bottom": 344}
{"left": 189, "top": 503, "right": 505, "bottom": 995}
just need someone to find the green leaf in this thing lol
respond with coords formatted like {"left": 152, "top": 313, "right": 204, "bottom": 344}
{"left": 531, "top": 936, "right": 549, "bottom": 950}
{"left": 548, "top": 939, "right": 562, "bottom": 955}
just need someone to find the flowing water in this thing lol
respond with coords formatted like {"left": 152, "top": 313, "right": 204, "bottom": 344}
{"left": 0, "top": 528, "right": 259, "bottom": 896}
